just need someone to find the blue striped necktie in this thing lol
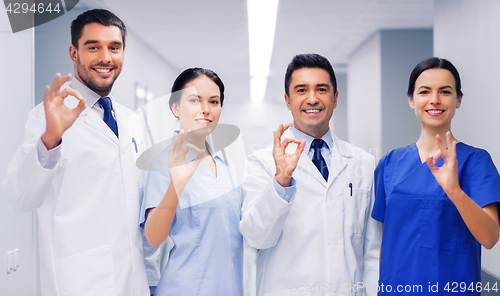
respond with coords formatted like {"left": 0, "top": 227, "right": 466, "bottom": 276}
{"left": 98, "top": 97, "right": 118, "bottom": 137}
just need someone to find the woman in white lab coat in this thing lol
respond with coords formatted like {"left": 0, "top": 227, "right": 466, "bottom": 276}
{"left": 140, "top": 68, "right": 243, "bottom": 296}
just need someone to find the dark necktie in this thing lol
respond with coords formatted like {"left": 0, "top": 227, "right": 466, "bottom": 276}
{"left": 311, "top": 139, "right": 329, "bottom": 181}
{"left": 98, "top": 97, "right": 118, "bottom": 137}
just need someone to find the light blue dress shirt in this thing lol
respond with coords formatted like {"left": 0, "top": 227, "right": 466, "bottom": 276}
{"left": 273, "top": 126, "right": 333, "bottom": 202}
{"left": 140, "top": 143, "right": 243, "bottom": 296}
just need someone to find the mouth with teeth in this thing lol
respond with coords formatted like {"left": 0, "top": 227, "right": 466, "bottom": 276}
{"left": 195, "top": 118, "right": 212, "bottom": 125}
{"left": 93, "top": 67, "right": 114, "bottom": 77}
{"left": 303, "top": 109, "right": 322, "bottom": 114}
{"left": 426, "top": 109, "right": 444, "bottom": 116}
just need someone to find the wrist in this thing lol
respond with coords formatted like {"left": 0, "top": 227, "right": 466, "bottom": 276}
{"left": 41, "top": 132, "right": 61, "bottom": 150}
{"left": 275, "top": 174, "right": 291, "bottom": 187}
{"left": 444, "top": 186, "right": 465, "bottom": 201}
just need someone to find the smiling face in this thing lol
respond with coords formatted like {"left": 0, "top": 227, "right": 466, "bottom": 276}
{"left": 285, "top": 67, "right": 338, "bottom": 138}
{"left": 409, "top": 68, "right": 462, "bottom": 130}
{"left": 171, "top": 75, "right": 222, "bottom": 136}
{"left": 70, "top": 23, "right": 124, "bottom": 97}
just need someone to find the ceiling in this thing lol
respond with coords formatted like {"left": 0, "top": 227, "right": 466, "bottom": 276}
{"left": 84, "top": 0, "right": 434, "bottom": 102}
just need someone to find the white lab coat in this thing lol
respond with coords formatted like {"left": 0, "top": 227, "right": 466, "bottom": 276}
{"left": 3, "top": 82, "right": 149, "bottom": 296}
{"left": 239, "top": 129, "right": 382, "bottom": 296}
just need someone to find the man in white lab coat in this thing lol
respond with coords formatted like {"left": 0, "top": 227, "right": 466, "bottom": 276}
{"left": 239, "top": 53, "right": 382, "bottom": 296}
{"left": 2, "top": 9, "right": 151, "bottom": 296}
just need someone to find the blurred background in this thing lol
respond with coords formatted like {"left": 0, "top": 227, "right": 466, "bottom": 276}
{"left": 1, "top": 0, "right": 500, "bottom": 294}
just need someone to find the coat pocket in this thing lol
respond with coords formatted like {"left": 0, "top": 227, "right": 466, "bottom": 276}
{"left": 344, "top": 188, "right": 370, "bottom": 234}
{"left": 54, "top": 245, "right": 117, "bottom": 296}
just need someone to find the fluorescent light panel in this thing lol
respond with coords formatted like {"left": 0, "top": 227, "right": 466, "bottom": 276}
{"left": 247, "top": 0, "right": 279, "bottom": 102}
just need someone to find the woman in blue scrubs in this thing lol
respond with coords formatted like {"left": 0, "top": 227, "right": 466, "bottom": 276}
{"left": 372, "top": 58, "right": 500, "bottom": 295}
{"left": 140, "top": 68, "right": 243, "bottom": 296}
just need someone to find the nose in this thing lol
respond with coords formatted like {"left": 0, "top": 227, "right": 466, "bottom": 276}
{"left": 200, "top": 101, "right": 210, "bottom": 114}
{"left": 99, "top": 49, "right": 112, "bottom": 63}
{"left": 306, "top": 91, "right": 319, "bottom": 105}
{"left": 430, "top": 92, "right": 440, "bottom": 105}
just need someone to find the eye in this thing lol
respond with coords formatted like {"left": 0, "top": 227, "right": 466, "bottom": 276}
{"left": 110, "top": 46, "right": 120, "bottom": 51}
{"left": 317, "top": 87, "right": 327, "bottom": 93}
{"left": 297, "top": 88, "right": 306, "bottom": 93}
{"left": 418, "top": 90, "right": 429, "bottom": 95}
{"left": 441, "top": 90, "right": 452, "bottom": 95}
{"left": 210, "top": 100, "right": 220, "bottom": 105}
{"left": 189, "top": 98, "right": 199, "bottom": 103}
{"left": 88, "top": 46, "right": 97, "bottom": 50}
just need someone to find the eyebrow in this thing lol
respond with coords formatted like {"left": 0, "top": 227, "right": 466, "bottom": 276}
{"left": 316, "top": 83, "right": 330, "bottom": 89}
{"left": 294, "top": 83, "right": 330, "bottom": 90}
{"left": 417, "top": 85, "right": 453, "bottom": 90}
{"left": 83, "top": 40, "right": 123, "bottom": 47}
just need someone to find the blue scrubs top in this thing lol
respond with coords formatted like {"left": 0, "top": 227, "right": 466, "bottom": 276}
{"left": 372, "top": 143, "right": 500, "bottom": 295}
{"left": 140, "top": 145, "right": 243, "bottom": 296}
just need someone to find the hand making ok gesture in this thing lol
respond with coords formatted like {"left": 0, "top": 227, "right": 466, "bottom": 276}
{"left": 425, "top": 131, "right": 460, "bottom": 196}
{"left": 272, "top": 124, "right": 306, "bottom": 187}
{"left": 41, "top": 73, "right": 86, "bottom": 150}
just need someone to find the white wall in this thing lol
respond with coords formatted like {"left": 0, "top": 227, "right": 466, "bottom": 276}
{"left": 0, "top": 9, "right": 38, "bottom": 296}
{"left": 347, "top": 33, "right": 382, "bottom": 156}
{"left": 434, "top": 0, "right": 500, "bottom": 278}
{"left": 1, "top": 2, "right": 178, "bottom": 294}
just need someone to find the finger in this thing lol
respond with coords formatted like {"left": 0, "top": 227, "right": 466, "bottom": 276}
{"left": 445, "top": 131, "right": 457, "bottom": 159}
{"left": 72, "top": 97, "right": 87, "bottom": 116}
{"left": 450, "top": 139, "right": 457, "bottom": 160}
{"left": 273, "top": 130, "right": 280, "bottom": 149}
{"left": 425, "top": 156, "right": 438, "bottom": 172}
{"left": 49, "top": 73, "right": 71, "bottom": 94}
{"left": 283, "top": 124, "right": 290, "bottom": 131}
{"left": 281, "top": 137, "right": 303, "bottom": 147}
{"left": 181, "top": 143, "right": 202, "bottom": 155}
{"left": 433, "top": 150, "right": 442, "bottom": 165}
{"left": 42, "top": 85, "right": 52, "bottom": 103}
{"left": 59, "top": 87, "right": 84, "bottom": 101}
{"left": 435, "top": 134, "right": 448, "bottom": 157}
{"left": 294, "top": 139, "right": 306, "bottom": 157}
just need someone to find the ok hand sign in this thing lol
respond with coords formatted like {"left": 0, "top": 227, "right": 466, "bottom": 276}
{"left": 272, "top": 124, "right": 306, "bottom": 187}
{"left": 425, "top": 131, "right": 460, "bottom": 196}
{"left": 41, "top": 73, "right": 86, "bottom": 149}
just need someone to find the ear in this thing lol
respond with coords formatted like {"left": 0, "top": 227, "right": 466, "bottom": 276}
{"left": 456, "top": 95, "right": 462, "bottom": 109}
{"left": 171, "top": 102, "right": 180, "bottom": 118}
{"left": 284, "top": 94, "right": 291, "bottom": 110}
{"left": 333, "top": 90, "right": 338, "bottom": 109}
{"left": 408, "top": 96, "right": 415, "bottom": 109}
{"left": 69, "top": 45, "right": 78, "bottom": 65}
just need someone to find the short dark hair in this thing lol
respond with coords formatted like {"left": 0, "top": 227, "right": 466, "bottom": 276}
{"left": 284, "top": 53, "right": 337, "bottom": 96}
{"left": 71, "top": 9, "right": 127, "bottom": 49}
{"left": 169, "top": 68, "right": 225, "bottom": 117}
{"left": 407, "top": 57, "right": 463, "bottom": 98}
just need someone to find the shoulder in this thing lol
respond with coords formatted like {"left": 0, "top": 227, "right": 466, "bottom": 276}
{"left": 246, "top": 141, "right": 275, "bottom": 172}
{"left": 336, "top": 138, "right": 374, "bottom": 160}
{"left": 378, "top": 144, "right": 415, "bottom": 167}
{"left": 457, "top": 142, "right": 496, "bottom": 170}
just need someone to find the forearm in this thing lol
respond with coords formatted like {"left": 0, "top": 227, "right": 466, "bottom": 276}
{"left": 144, "top": 183, "right": 180, "bottom": 247}
{"left": 448, "top": 189, "right": 499, "bottom": 249}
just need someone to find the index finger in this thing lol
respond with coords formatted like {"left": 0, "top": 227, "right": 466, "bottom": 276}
{"left": 435, "top": 134, "right": 447, "bottom": 157}
{"left": 49, "top": 73, "right": 72, "bottom": 94}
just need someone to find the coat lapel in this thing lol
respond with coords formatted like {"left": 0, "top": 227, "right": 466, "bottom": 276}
{"left": 326, "top": 134, "right": 350, "bottom": 188}
{"left": 83, "top": 104, "right": 119, "bottom": 145}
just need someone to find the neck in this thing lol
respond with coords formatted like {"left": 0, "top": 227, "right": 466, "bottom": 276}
{"left": 416, "top": 123, "right": 457, "bottom": 153}
{"left": 296, "top": 125, "right": 328, "bottom": 139}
